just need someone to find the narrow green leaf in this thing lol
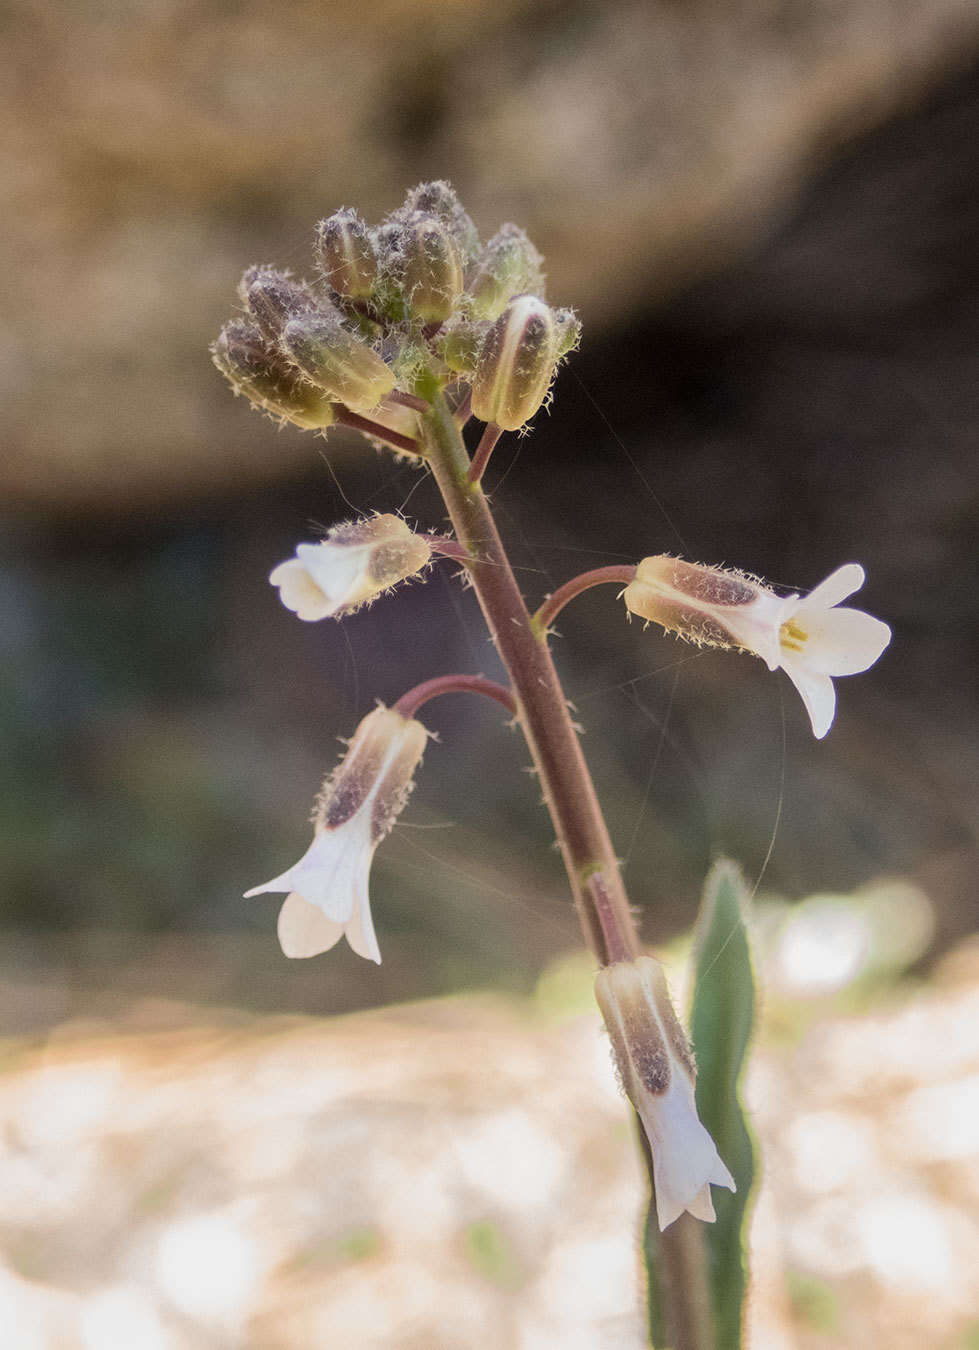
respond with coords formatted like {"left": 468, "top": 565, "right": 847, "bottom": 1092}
{"left": 689, "top": 858, "right": 756, "bottom": 1350}
{"left": 640, "top": 1116, "right": 670, "bottom": 1346}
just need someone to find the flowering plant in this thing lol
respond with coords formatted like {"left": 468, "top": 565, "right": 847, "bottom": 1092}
{"left": 212, "top": 182, "right": 889, "bottom": 1347}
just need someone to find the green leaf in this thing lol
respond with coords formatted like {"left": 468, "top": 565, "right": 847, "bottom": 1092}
{"left": 689, "top": 858, "right": 757, "bottom": 1350}
{"left": 640, "top": 1137, "right": 670, "bottom": 1347}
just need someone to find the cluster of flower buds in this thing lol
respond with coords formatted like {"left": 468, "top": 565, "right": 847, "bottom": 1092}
{"left": 211, "top": 181, "right": 580, "bottom": 446}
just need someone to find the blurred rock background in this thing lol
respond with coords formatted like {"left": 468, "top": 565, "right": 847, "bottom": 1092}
{"left": 3, "top": 0, "right": 979, "bottom": 1344}
{"left": 3, "top": 0, "right": 977, "bottom": 1011}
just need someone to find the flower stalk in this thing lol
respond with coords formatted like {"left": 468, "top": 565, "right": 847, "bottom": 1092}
{"left": 532, "top": 564, "right": 638, "bottom": 635}
{"left": 416, "top": 376, "right": 638, "bottom": 967}
{"left": 393, "top": 673, "right": 517, "bottom": 719}
{"left": 418, "top": 377, "right": 714, "bottom": 1348}
{"left": 466, "top": 422, "right": 503, "bottom": 484}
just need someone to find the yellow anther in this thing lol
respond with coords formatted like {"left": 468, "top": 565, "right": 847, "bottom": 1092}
{"left": 779, "top": 618, "right": 808, "bottom": 652}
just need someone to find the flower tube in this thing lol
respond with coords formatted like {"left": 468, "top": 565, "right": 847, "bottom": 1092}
{"left": 269, "top": 514, "right": 431, "bottom": 621}
{"left": 245, "top": 706, "right": 428, "bottom": 962}
{"left": 623, "top": 558, "right": 891, "bottom": 738}
{"left": 595, "top": 956, "right": 735, "bottom": 1230}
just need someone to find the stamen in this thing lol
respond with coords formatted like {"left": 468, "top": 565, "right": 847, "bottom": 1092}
{"left": 779, "top": 619, "right": 808, "bottom": 652}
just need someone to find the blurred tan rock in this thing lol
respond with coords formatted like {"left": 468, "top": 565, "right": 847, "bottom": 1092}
{"left": 3, "top": 0, "right": 979, "bottom": 509}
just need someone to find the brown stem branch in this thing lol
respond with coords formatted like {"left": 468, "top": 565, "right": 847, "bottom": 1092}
{"left": 333, "top": 406, "right": 421, "bottom": 456}
{"left": 532, "top": 565, "right": 637, "bottom": 634}
{"left": 417, "top": 377, "right": 639, "bottom": 966}
{"left": 386, "top": 389, "right": 430, "bottom": 413}
{"left": 394, "top": 674, "right": 517, "bottom": 719}
{"left": 453, "top": 389, "right": 472, "bottom": 429}
{"left": 423, "top": 534, "right": 471, "bottom": 565}
{"left": 467, "top": 423, "right": 503, "bottom": 484}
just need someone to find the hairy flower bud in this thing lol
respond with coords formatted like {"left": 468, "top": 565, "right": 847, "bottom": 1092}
{"left": 245, "top": 705, "right": 429, "bottom": 962}
{"left": 403, "top": 180, "right": 480, "bottom": 262}
{"left": 553, "top": 307, "right": 582, "bottom": 357}
{"left": 281, "top": 313, "right": 395, "bottom": 414}
{"left": 239, "top": 266, "right": 323, "bottom": 342}
{"left": 269, "top": 514, "right": 432, "bottom": 621}
{"left": 595, "top": 956, "right": 735, "bottom": 1230}
{"left": 471, "top": 295, "right": 560, "bottom": 431}
{"left": 467, "top": 224, "right": 545, "bottom": 320}
{"left": 211, "top": 320, "right": 335, "bottom": 429}
{"left": 437, "top": 317, "right": 490, "bottom": 375}
{"left": 315, "top": 209, "right": 379, "bottom": 301}
{"left": 400, "top": 213, "right": 465, "bottom": 323}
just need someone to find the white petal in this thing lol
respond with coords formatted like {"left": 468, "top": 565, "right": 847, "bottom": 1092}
{"left": 799, "top": 563, "right": 865, "bottom": 612}
{"left": 683, "top": 1185, "right": 718, "bottom": 1224}
{"left": 781, "top": 659, "right": 836, "bottom": 738}
{"left": 343, "top": 887, "right": 382, "bottom": 964}
{"left": 277, "top": 892, "right": 346, "bottom": 959}
{"left": 243, "top": 813, "right": 375, "bottom": 924}
{"left": 268, "top": 559, "right": 336, "bottom": 621}
{"left": 720, "top": 591, "right": 795, "bottom": 671}
{"left": 295, "top": 541, "right": 370, "bottom": 609}
{"left": 639, "top": 1071, "right": 735, "bottom": 1232}
{"left": 790, "top": 607, "right": 891, "bottom": 676}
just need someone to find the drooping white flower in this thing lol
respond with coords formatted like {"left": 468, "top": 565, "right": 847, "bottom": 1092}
{"left": 269, "top": 514, "right": 431, "bottom": 621}
{"left": 245, "top": 705, "right": 428, "bottom": 962}
{"left": 595, "top": 956, "right": 735, "bottom": 1230}
{"left": 622, "top": 558, "right": 891, "bottom": 738}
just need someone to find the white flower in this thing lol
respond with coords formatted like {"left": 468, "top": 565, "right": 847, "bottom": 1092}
{"left": 623, "top": 558, "right": 891, "bottom": 738}
{"left": 244, "top": 706, "right": 428, "bottom": 962}
{"left": 595, "top": 956, "right": 735, "bottom": 1230}
{"left": 269, "top": 513, "right": 431, "bottom": 621}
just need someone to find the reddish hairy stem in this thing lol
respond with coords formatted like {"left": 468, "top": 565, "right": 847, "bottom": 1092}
{"left": 466, "top": 423, "right": 503, "bottom": 484}
{"left": 533, "top": 565, "right": 637, "bottom": 633}
{"left": 585, "top": 873, "right": 635, "bottom": 965}
{"left": 386, "top": 389, "right": 430, "bottom": 413}
{"left": 418, "top": 379, "right": 639, "bottom": 965}
{"left": 394, "top": 674, "right": 517, "bottom": 719}
{"left": 423, "top": 535, "right": 471, "bottom": 564}
{"left": 418, "top": 378, "right": 708, "bottom": 1348}
{"left": 453, "top": 389, "right": 472, "bottom": 428}
{"left": 333, "top": 406, "right": 420, "bottom": 456}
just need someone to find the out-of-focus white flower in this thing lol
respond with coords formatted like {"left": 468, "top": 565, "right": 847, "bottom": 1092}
{"left": 594, "top": 956, "right": 735, "bottom": 1230}
{"left": 245, "top": 705, "right": 428, "bottom": 962}
{"left": 269, "top": 514, "right": 431, "bottom": 621}
{"left": 622, "top": 558, "right": 891, "bottom": 738}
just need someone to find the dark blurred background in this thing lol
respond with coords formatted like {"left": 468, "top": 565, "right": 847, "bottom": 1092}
{"left": 3, "top": 0, "right": 978, "bottom": 1027}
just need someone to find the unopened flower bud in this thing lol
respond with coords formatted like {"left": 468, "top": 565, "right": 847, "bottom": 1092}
{"left": 239, "top": 266, "right": 322, "bottom": 342}
{"left": 595, "top": 956, "right": 735, "bottom": 1230}
{"left": 281, "top": 313, "right": 395, "bottom": 414}
{"left": 211, "top": 320, "right": 335, "bottom": 429}
{"left": 400, "top": 214, "right": 465, "bottom": 323}
{"left": 622, "top": 557, "right": 891, "bottom": 739}
{"left": 471, "top": 295, "right": 560, "bottom": 431}
{"left": 553, "top": 307, "right": 582, "bottom": 357}
{"left": 269, "top": 514, "right": 432, "bottom": 621}
{"left": 467, "top": 224, "right": 545, "bottom": 320}
{"left": 316, "top": 209, "right": 379, "bottom": 300}
{"left": 437, "top": 317, "right": 490, "bottom": 375}
{"left": 403, "top": 180, "right": 480, "bottom": 262}
{"left": 246, "top": 705, "right": 428, "bottom": 962}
